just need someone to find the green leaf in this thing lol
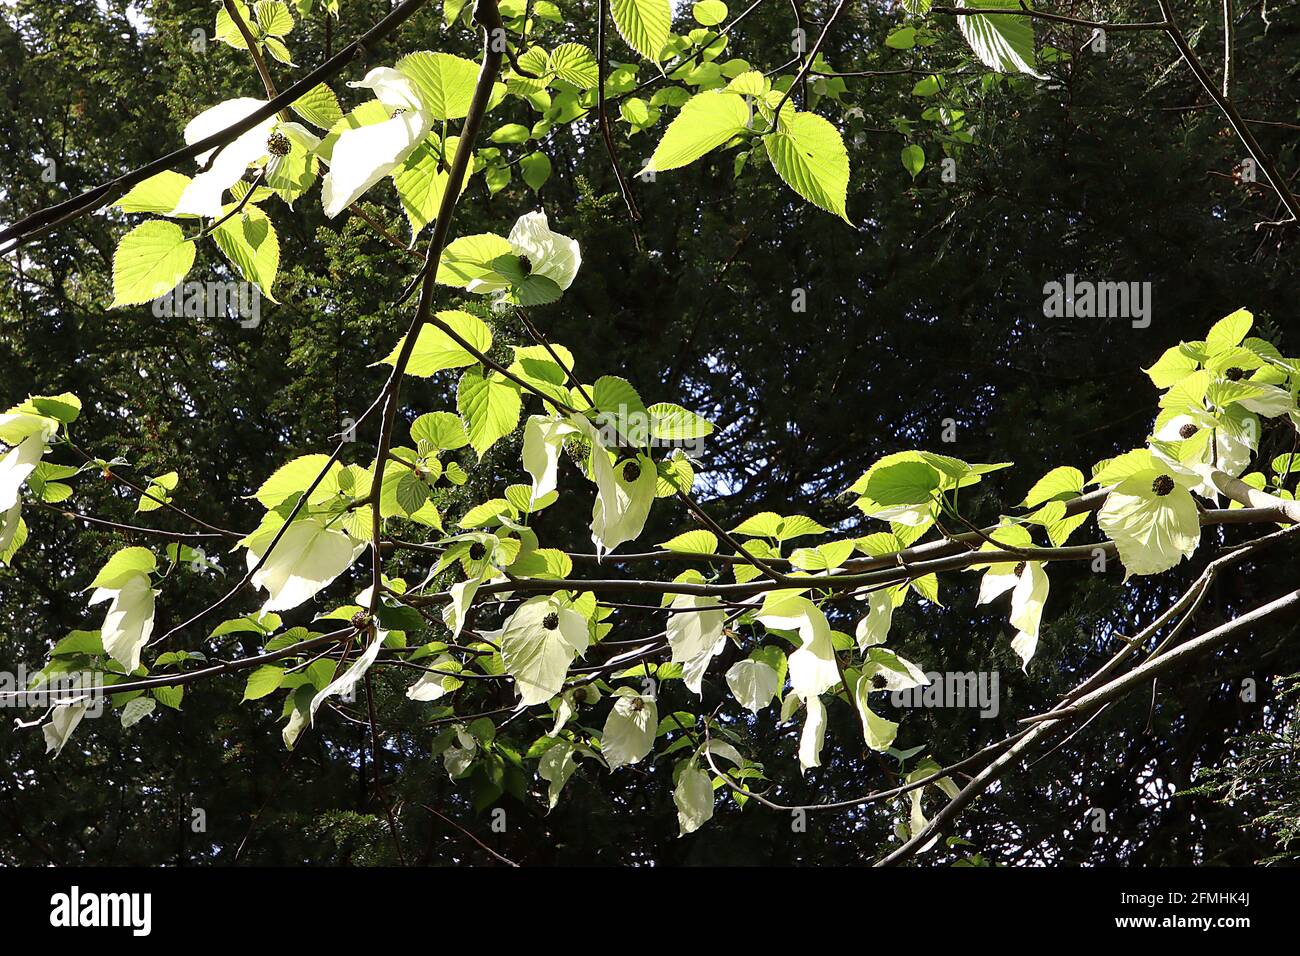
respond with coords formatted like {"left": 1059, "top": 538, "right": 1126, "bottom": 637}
{"left": 730, "top": 512, "right": 783, "bottom": 538}
{"left": 865, "top": 461, "right": 941, "bottom": 506}
{"left": 378, "top": 310, "right": 492, "bottom": 377}
{"left": 458, "top": 368, "right": 522, "bottom": 458}
{"left": 648, "top": 402, "right": 714, "bottom": 440}
{"left": 436, "top": 233, "right": 513, "bottom": 287}
{"left": 549, "top": 43, "right": 598, "bottom": 89}
{"left": 113, "top": 171, "right": 193, "bottom": 215}
{"left": 393, "top": 136, "right": 464, "bottom": 237}
{"left": 411, "top": 411, "right": 470, "bottom": 451}
{"left": 1021, "top": 466, "right": 1084, "bottom": 507}
{"left": 215, "top": 1, "right": 254, "bottom": 48}
{"left": 644, "top": 91, "right": 750, "bottom": 173}
{"left": 253, "top": 453, "right": 341, "bottom": 508}
{"left": 657, "top": 529, "right": 719, "bottom": 554}
{"left": 957, "top": 0, "right": 1046, "bottom": 79}
{"left": 395, "top": 471, "right": 431, "bottom": 514}
{"left": 1205, "top": 308, "right": 1253, "bottom": 355}
{"left": 692, "top": 0, "right": 728, "bottom": 26}
{"left": 91, "top": 546, "right": 157, "bottom": 588}
{"left": 900, "top": 143, "right": 925, "bottom": 179}
{"left": 885, "top": 27, "right": 917, "bottom": 50}
{"left": 137, "top": 471, "right": 179, "bottom": 513}
{"left": 152, "top": 684, "right": 184, "bottom": 710}
{"left": 243, "top": 665, "right": 285, "bottom": 701}
{"left": 51, "top": 629, "right": 105, "bottom": 656}
{"left": 490, "top": 123, "right": 530, "bottom": 145}
{"left": 765, "top": 110, "right": 851, "bottom": 223}
{"left": 291, "top": 83, "right": 343, "bottom": 128}
{"left": 611, "top": 0, "right": 672, "bottom": 64}
{"left": 263, "top": 35, "right": 295, "bottom": 65}
{"left": 255, "top": 1, "right": 294, "bottom": 36}
{"left": 593, "top": 375, "right": 647, "bottom": 416}
{"left": 396, "top": 51, "right": 480, "bottom": 120}
{"left": 520, "top": 152, "right": 552, "bottom": 192}
{"left": 111, "top": 220, "right": 195, "bottom": 307}
{"left": 212, "top": 204, "right": 280, "bottom": 302}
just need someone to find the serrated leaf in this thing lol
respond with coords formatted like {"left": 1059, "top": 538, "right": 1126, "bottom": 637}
{"left": 243, "top": 665, "right": 285, "bottom": 701}
{"left": 291, "top": 82, "right": 343, "bottom": 128}
{"left": 657, "top": 529, "right": 718, "bottom": 554}
{"left": 1205, "top": 308, "right": 1253, "bottom": 355}
{"left": 411, "top": 411, "right": 470, "bottom": 451}
{"left": 900, "top": 143, "right": 925, "bottom": 179}
{"left": 520, "top": 152, "right": 552, "bottom": 192}
{"left": 765, "top": 111, "right": 851, "bottom": 222}
{"left": 378, "top": 310, "right": 492, "bottom": 377}
{"left": 611, "top": 0, "right": 672, "bottom": 64}
{"left": 396, "top": 51, "right": 480, "bottom": 120}
{"left": 644, "top": 90, "right": 750, "bottom": 173}
{"left": 212, "top": 204, "right": 280, "bottom": 302}
{"left": 957, "top": 0, "right": 1046, "bottom": 79}
{"left": 549, "top": 43, "right": 598, "bottom": 89}
{"left": 113, "top": 171, "right": 193, "bottom": 215}
{"left": 111, "top": 221, "right": 196, "bottom": 307}
{"left": 1021, "top": 466, "right": 1084, "bottom": 507}
{"left": 458, "top": 368, "right": 522, "bottom": 458}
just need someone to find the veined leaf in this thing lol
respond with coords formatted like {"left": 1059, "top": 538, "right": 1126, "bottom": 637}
{"left": 610, "top": 0, "right": 672, "bottom": 64}
{"left": 111, "top": 221, "right": 195, "bottom": 307}
{"left": 644, "top": 91, "right": 750, "bottom": 173}
{"left": 765, "top": 110, "right": 852, "bottom": 223}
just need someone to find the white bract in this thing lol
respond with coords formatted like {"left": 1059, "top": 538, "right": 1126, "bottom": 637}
{"left": 170, "top": 97, "right": 320, "bottom": 218}
{"left": 521, "top": 415, "right": 577, "bottom": 505}
{"left": 538, "top": 739, "right": 580, "bottom": 809}
{"left": 797, "top": 694, "right": 827, "bottom": 772}
{"left": 1098, "top": 460, "right": 1202, "bottom": 578}
{"left": 855, "top": 587, "right": 901, "bottom": 651}
{"left": 725, "top": 658, "right": 780, "bottom": 713}
{"left": 246, "top": 517, "right": 366, "bottom": 613}
{"left": 0, "top": 413, "right": 57, "bottom": 513}
{"left": 466, "top": 211, "right": 582, "bottom": 294}
{"left": 674, "top": 760, "right": 715, "bottom": 836}
{"left": 43, "top": 702, "right": 91, "bottom": 758}
{"left": 498, "top": 596, "right": 590, "bottom": 706}
{"left": 853, "top": 675, "right": 899, "bottom": 752}
{"left": 977, "top": 558, "right": 1050, "bottom": 668}
{"left": 570, "top": 416, "right": 657, "bottom": 556}
{"left": 757, "top": 595, "right": 839, "bottom": 700}
{"left": 88, "top": 571, "right": 158, "bottom": 673}
{"left": 321, "top": 68, "right": 432, "bottom": 218}
{"left": 667, "top": 594, "right": 727, "bottom": 663}
{"left": 309, "top": 627, "right": 388, "bottom": 724}
{"left": 601, "top": 688, "right": 657, "bottom": 770}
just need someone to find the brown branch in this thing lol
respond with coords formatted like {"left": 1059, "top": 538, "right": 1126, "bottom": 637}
{"left": 367, "top": 0, "right": 508, "bottom": 614}
{"left": 596, "top": 0, "right": 641, "bottom": 226}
